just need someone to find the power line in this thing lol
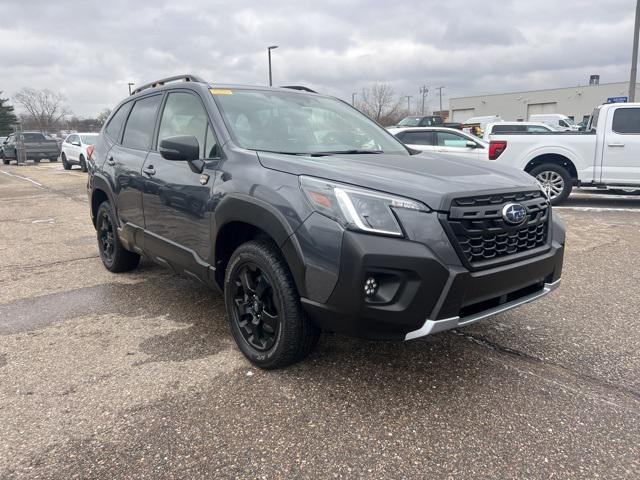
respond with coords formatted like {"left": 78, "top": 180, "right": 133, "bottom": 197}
{"left": 419, "top": 85, "right": 429, "bottom": 115}
{"left": 435, "top": 86, "right": 444, "bottom": 113}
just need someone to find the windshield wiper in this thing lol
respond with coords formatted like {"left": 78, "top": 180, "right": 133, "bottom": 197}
{"left": 309, "top": 149, "right": 384, "bottom": 156}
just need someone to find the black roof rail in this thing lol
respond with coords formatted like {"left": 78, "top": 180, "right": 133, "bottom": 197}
{"left": 131, "top": 74, "right": 207, "bottom": 95}
{"left": 280, "top": 85, "right": 317, "bottom": 93}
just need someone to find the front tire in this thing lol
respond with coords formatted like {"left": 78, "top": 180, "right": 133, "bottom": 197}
{"left": 61, "top": 153, "right": 71, "bottom": 170}
{"left": 224, "top": 239, "right": 320, "bottom": 369}
{"left": 95, "top": 201, "right": 140, "bottom": 272}
{"left": 530, "top": 163, "right": 572, "bottom": 205}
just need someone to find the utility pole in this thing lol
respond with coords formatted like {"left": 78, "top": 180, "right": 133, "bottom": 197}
{"left": 630, "top": 0, "right": 640, "bottom": 102}
{"left": 268, "top": 45, "right": 278, "bottom": 86}
{"left": 435, "top": 86, "right": 444, "bottom": 114}
{"left": 128, "top": 82, "right": 134, "bottom": 95}
{"left": 405, "top": 95, "right": 412, "bottom": 113}
{"left": 419, "top": 85, "right": 429, "bottom": 115}
{"left": 352, "top": 92, "right": 357, "bottom": 106}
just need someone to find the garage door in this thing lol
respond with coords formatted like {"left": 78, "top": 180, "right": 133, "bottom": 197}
{"left": 451, "top": 108, "right": 475, "bottom": 123}
{"left": 527, "top": 102, "right": 557, "bottom": 117}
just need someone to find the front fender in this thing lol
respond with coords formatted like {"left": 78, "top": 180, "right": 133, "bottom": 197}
{"left": 213, "top": 194, "right": 309, "bottom": 297}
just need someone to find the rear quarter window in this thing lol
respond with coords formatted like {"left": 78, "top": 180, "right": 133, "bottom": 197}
{"left": 612, "top": 108, "right": 640, "bottom": 134}
{"left": 105, "top": 103, "right": 131, "bottom": 142}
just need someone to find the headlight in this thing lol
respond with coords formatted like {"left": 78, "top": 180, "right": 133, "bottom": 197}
{"left": 300, "top": 176, "right": 429, "bottom": 237}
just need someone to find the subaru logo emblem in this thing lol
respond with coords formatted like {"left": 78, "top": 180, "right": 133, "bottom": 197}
{"left": 502, "top": 202, "right": 527, "bottom": 225}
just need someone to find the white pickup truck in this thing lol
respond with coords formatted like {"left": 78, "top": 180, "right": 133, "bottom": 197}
{"left": 488, "top": 103, "right": 640, "bottom": 204}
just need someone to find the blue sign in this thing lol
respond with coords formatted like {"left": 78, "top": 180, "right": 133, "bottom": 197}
{"left": 607, "top": 96, "right": 628, "bottom": 103}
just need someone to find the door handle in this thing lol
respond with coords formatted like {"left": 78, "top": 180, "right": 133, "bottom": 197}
{"left": 608, "top": 143, "right": 625, "bottom": 147}
{"left": 107, "top": 156, "right": 115, "bottom": 166}
{"left": 143, "top": 165, "right": 156, "bottom": 176}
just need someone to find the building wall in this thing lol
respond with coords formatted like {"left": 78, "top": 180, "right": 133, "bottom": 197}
{"left": 449, "top": 82, "right": 640, "bottom": 123}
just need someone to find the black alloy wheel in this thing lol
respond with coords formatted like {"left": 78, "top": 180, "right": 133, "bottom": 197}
{"left": 231, "top": 262, "right": 280, "bottom": 351}
{"left": 95, "top": 201, "right": 140, "bottom": 272}
{"left": 98, "top": 209, "right": 116, "bottom": 264}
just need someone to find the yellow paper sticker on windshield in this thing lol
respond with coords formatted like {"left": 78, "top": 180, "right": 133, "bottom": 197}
{"left": 210, "top": 88, "right": 233, "bottom": 95}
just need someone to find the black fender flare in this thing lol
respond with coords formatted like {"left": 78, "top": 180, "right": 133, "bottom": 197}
{"left": 89, "top": 173, "right": 117, "bottom": 226}
{"left": 213, "top": 194, "right": 307, "bottom": 296}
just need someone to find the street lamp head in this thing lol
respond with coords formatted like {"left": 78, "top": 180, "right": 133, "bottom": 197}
{"left": 268, "top": 45, "right": 279, "bottom": 50}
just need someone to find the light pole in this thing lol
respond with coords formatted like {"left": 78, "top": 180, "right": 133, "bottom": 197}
{"left": 630, "top": 0, "right": 640, "bottom": 102}
{"left": 405, "top": 95, "right": 412, "bottom": 113}
{"left": 267, "top": 45, "right": 278, "bottom": 86}
{"left": 128, "top": 82, "right": 134, "bottom": 95}
{"left": 352, "top": 92, "right": 357, "bottom": 106}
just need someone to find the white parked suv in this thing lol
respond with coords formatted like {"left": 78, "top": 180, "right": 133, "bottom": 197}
{"left": 61, "top": 133, "right": 98, "bottom": 171}
{"left": 529, "top": 114, "right": 579, "bottom": 132}
{"left": 482, "top": 122, "right": 555, "bottom": 141}
{"left": 488, "top": 103, "right": 640, "bottom": 204}
{"left": 387, "top": 126, "right": 488, "bottom": 161}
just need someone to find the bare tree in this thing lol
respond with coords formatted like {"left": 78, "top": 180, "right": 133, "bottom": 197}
{"left": 14, "top": 88, "right": 71, "bottom": 133}
{"left": 96, "top": 108, "right": 111, "bottom": 127}
{"left": 356, "top": 83, "right": 403, "bottom": 126}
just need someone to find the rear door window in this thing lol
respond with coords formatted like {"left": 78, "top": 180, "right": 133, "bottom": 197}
{"left": 612, "top": 108, "right": 640, "bottom": 134}
{"left": 122, "top": 95, "right": 162, "bottom": 150}
{"left": 401, "top": 131, "right": 435, "bottom": 145}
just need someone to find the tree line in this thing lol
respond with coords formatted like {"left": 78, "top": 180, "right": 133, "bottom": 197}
{"left": 0, "top": 88, "right": 110, "bottom": 136}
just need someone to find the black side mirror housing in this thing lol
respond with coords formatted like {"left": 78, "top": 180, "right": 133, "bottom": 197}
{"left": 159, "top": 135, "right": 200, "bottom": 161}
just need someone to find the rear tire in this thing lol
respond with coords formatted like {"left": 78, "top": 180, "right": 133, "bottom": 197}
{"left": 95, "top": 201, "right": 140, "bottom": 272}
{"left": 79, "top": 155, "right": 87, "bottom": 172}
{"left": 61, "top": 153, "right": 71, "bottom": 170}
{"left": 2, "top": 158, "right": 9, "bottom": 165}
{"left": 224, "top": 239, "right": 320, "bottom": 369}
{"left": 530, "top": 163, "right": 572, "bottom": 205}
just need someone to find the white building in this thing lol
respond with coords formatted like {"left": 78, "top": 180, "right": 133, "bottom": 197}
{"left": 449, "top": 80, "right": 640, "bottom": 125}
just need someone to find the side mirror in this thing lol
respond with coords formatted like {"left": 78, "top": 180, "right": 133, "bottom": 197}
{"left": 159, "top": 135, "right": 199, "bottom": 161}
{"left": 466, "top": 141, "right": 478, "bottom": 149}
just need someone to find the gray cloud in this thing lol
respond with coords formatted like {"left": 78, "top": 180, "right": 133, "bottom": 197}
{"left": 0, "top": 0, "right": 636, "bottom": 116}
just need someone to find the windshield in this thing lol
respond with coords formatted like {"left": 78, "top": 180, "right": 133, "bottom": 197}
{"left": 213, "top": 89, "right": 409, "bottom": 155}
{"left": 81, "top": 134, "right": 98, "bottom": 144}
{"left": 562, "top": 117, "right": 575, "bottom": 125}
{"left": 397, "top": 117, "right": 421, "bottom": 126}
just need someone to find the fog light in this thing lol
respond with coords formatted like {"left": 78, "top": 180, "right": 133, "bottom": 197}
{"left": 364, "top": 277, "right": 378, "bottom": 297}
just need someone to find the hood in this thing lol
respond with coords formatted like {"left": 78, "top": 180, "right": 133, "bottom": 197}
{"left": 257, "top": 151, "right": 540, "bottom": 211}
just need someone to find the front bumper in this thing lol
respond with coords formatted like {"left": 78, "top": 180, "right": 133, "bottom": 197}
{"left": 299, "top": 214, "right": 564, "bottom": 341}
{"left": 405, "top": 278, "right": 561, "bottom": 340}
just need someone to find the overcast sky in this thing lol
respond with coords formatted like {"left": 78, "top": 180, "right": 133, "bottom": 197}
{"left": 1, "top": 0, "right": 637, "bottom": 117}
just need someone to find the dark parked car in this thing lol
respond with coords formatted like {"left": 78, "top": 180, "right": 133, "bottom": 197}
{"left": 88, "top": 75, "right": 565, "bottom": 369}
{"left": 394, "top": 115, "right": 444, "bottom": 127}
{"left": 1, "top": 132, "right": 60, "bottom": 164}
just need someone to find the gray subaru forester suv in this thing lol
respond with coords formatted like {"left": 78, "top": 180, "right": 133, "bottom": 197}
{"left": 87, "top": 75, "right": 564, "bottom": 369}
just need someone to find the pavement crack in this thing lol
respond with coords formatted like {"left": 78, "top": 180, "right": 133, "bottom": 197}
{"left": 451, "top": 329, "right": 640, "bottom": 408}
{"left": 3, "top": 254, "right": 99, "bottom": 271}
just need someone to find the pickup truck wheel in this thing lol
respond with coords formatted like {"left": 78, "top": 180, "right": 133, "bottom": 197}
{"left": 79, "top": 155, "right": 87, "bottom": 172}
{"left": 61, "top": 153, "right": 71, "bottom": 170}
{"left": 224, "top": 239, "right": 320, "bottom": 369}
{"left": 2, "top": 158, "right": 9, "bottom": 165}
{"left": 95, "top": 202, "right": 140, "bottom": 272}
{"left": 530, "top": 164, "right": 572, "bottom": 204}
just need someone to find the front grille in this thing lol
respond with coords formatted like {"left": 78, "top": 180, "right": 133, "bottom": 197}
{"left": 442, "top": 191, "right": 550, "bottom": 268}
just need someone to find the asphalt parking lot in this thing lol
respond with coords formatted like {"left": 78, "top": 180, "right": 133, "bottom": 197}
{"left": 1, "top": 161, "right": 639, "bottom": 479}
